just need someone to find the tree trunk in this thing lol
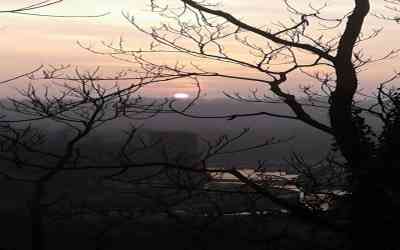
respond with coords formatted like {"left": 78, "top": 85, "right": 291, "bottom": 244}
{"left": 327, "top": 1, "right": 397, "bottom": 249}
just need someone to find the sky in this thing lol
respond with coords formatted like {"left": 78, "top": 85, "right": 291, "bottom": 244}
{"left": 1, "top": 0, "right": 399, "bottom": 99}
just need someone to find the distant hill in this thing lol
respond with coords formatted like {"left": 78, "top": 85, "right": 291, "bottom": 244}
{"left": 0, "top": 97, "right": 382, "bottom": 167}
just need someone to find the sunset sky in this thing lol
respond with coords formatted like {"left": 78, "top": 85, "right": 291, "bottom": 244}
{"left": 1, "top": 0, "right": 399, "bottom": 98}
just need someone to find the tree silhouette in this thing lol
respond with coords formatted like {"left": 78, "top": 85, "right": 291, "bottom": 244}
{"left": 0, "top": 66, "right": 185, "bottom": 250}
{"left": 1, "top": 65, "right": 278, "bottom": 250}
{"left": 82, "top": 0, "right": 399, "bottom": 248}
{"left": 2, "top": 1, "right": 400, "bottom": 249}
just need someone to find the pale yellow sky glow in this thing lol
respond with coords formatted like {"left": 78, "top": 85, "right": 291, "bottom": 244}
{"left": 1, "top": 0, "right": 399, "bottom": 98}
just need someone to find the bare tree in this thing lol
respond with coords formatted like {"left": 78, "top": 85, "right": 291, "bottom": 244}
{"left": 3, "top": 0, "right": 400, "bottom": 249}
{"left": 1, "top": 63, "right": 282, "bottom": 250}
{"left": 0, "top": 2, "right": 307, "bottom": 250}
{"left": 0, "top": 66, "right": 186, "bottom": 250}
{"left": 78, "top": 0, "right": 400, "bottom": 249}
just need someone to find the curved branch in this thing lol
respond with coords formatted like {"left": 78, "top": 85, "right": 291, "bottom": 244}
{"left": 180, "top": 0, "right": 335, "bottom": 61}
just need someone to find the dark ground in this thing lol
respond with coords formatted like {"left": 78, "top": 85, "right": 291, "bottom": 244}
{"left": 0, "top": 210, "right": 343, "bottom": 250}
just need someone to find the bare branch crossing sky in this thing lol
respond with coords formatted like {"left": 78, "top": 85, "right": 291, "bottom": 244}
{"left": 1, "top": 0, "right": 399, "bottom": 98}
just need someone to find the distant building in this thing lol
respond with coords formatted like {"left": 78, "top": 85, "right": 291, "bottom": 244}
{"left": 204, "top": 169, "right": 301, "bottom": 212}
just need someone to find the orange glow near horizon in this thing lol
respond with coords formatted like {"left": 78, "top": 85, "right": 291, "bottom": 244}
{"left": 1, "top": 0, "right": 399, "bottom": 98}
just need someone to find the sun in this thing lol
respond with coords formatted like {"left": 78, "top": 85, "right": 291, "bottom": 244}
{"left": 173, "top": 93, "right": 190, "bottom": 99}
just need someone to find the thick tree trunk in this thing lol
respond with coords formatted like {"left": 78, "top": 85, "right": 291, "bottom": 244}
{"left": 330, "top": 0, "right": 370, "bottom": 167}
{"left": 330, "top": 1, "right": 397, "bottom": 249}
{"left": 30, "top": 182, "right": 45, "bottom": 250}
